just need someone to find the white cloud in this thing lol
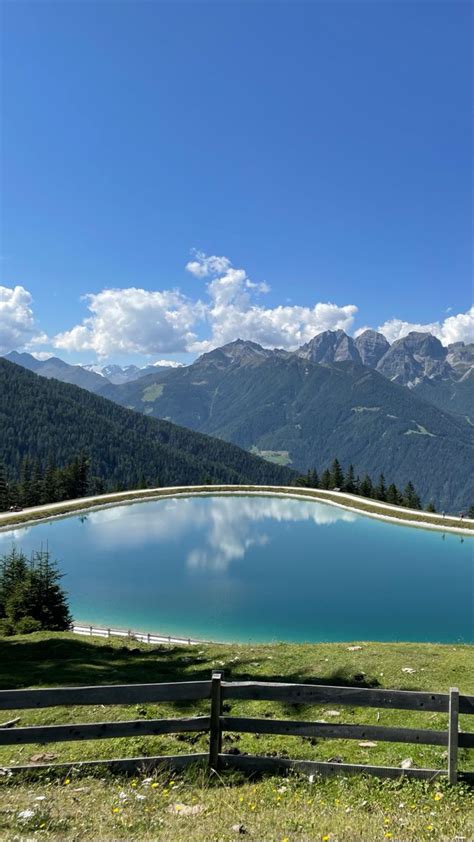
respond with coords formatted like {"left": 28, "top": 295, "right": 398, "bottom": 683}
{"left": 152, "top": 359, "right": 185, "bottom": 368}
{"left": 186, "top": 254, "right": 357, "bottom": 353}
{"left": 377, "top": 306, "right": 474, "bottom": 346}
{"left": 54, "top": 287, "right": 204, "bottom": 357}
{"left": 5, "top": 255, "right": 471, "bottom": 362}
{"left": 185, "top": 251, "right": 231, "bottom": 279}
{"left": 0, "top": 285, "right": 42, "bottom": 354}
{"left": 30, "top": 351, "right": 54, "bottom": 361}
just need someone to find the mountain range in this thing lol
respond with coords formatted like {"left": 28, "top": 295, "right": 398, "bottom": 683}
{"left": 3, "top": 329, "right": 473, "bottom": 510}
{"left": 0, "top": 358, "right": 295, "bottom": 490}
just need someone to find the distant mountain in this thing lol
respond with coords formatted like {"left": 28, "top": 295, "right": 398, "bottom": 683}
{"left": 83, "top": 362, "right": 182, "bottom": 385}
{"left": 4, "top": 351, "right": 107, "bottom": 394}
{"left": 98, "top": 341, "right": 474, "bottom": 511}
{"left": 297, "top": 329, "right": 361, "bottom": 364}
{"left": 0, "top": 358, "right": 296, "bottom": 489}
{"left": 375, "top": 332, "right": 453, "bottom": 386}
{"left": 354, "top": 330, "right": 390, "bottom": 368}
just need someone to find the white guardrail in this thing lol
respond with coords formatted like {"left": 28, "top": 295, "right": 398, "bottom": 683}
{"left": 70, "top": 622, "right": 216, "bottom": 647}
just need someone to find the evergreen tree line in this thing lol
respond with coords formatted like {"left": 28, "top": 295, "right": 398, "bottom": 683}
{"left": 296, "top": 457, "right": 429, "bottom": 511}
{"left": 0, "top": 454, "right": 103, "bottom": 512}
{"left": 0, "top": 547, "right": 71, "bottom": 635}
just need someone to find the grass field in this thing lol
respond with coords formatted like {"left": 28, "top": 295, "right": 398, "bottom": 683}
{"left": 0, "top": 633, "right": 473, "bottom": 840}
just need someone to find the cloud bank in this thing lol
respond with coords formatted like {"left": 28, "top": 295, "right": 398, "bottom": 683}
{"left": 0, "top": 285, "right": 37, "bottom": 354}
{"left": 376, "top": 307, "right": 474, "bottom": 346}
{"left": 0, "top": 253, "right": 472, "bottom": 359}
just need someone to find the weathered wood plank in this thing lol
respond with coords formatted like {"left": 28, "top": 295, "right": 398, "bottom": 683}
{"left": 220, "top": 716, "right": 448, "bottom": 746}
{"left": 0, "top": 681, "right": 211, "bottom": 710}
{"left": 222, "top": 682, "right": 448, "bottom": 712}
{"left": 219, "top": 753, "right": 445, "bottom": 781}
{"left": 4, "top": 753, "right": 208, "bottom": 776}
{"left": 209, "top": 672, "right": 223, "bottom": 770}
{"left": 458, "top": 731, "right": 474, "bottom": 749}
{"left": 0, "top": 716, "right": 210, "bottom": 746}
{"left": 459, "top": 695, "right": 474, "bottom": 715}
{"left": 448, "top": 687, "right": 459, "bottom": 785}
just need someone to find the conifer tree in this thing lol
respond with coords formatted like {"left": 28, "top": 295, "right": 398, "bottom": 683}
{"left": 0, "top": 461, "right": 8, "bottom": 511}
{"left": 330, "top": 458, "right": 344, "bottom": 489}
{"left": 375, "top": 473, "right": 387, "bottom": 502}
{"left": 426, "top": 501, "right": 437, "bottom": 513}
{"left": 359, "top": 474, "right": 373, "bottom": 498}
{"left": 402, "top": 481, "right": 421, "bottom": 509}
{"left": 308, "top": 468, "right": 319, "bottom": 488}
{"left": 386, "top": 483, "right": 401, "bottom": 505}
{"left": 343, "top": 464, "right": 356, "bottom": 494}
{"left": 320, "top": 468, "right": 332, "bottom": 489}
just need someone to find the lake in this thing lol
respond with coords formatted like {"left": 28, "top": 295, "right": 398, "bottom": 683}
{"left": 0, "top": 494, "right": 472, "bottom": 643}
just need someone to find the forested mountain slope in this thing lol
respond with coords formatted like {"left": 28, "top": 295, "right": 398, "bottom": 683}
{"left": 100, "top": 350, "right": 474, "bottom": 511}
{"left": 0, "top": 359, "right": 296, "bottom": 489}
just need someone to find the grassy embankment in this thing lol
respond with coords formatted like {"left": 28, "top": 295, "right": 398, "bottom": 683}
{"left": 0, "top": 485, "right": 472, "bottom": 533}
{"left": 0, "top": 633, "right": 473, "bottom": 841}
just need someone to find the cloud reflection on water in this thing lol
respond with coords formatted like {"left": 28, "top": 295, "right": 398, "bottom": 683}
{"left": 87, "top": 494, "right": 356, "bottom": 571}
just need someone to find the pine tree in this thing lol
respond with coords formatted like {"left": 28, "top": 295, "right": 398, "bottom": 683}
{"left": 0, "top": 547, "right": 71, "bottom": 632}
{"left": 0, "top": 461, "right": 8, "bottom": 511}
{"left": 375, "top": 473, "right": 387, "bottom": 502}
{"left": 330, "top": 458, "right": 344, "bottom": 489}
{"left": 20, "top": 456, "right": 32, "bottom": 507}
{"left": 359, "top": 474, "right": 374, "bottom": 498}
{"left": 468, "top": 505, "right": 474, "bottom": 519}
{"left": 42, "top": 456, "right": 58, "bottom": 504}
{"left": 343, "top": 464, "right": 356, "bottom": 494}
{"left": 426, "top": 501, "right": 437, "bottom": 513}
{"left": 402, "top": 481, "right": 421, "bottom": 509}
{"left": 320, "top": 468, "right": 332, "bottom": 489}
{"left": 386, "top": 483, "right": 401, "bottom": 505}
{"left": 308, "top": 468, "right": 319, "bottom": 488}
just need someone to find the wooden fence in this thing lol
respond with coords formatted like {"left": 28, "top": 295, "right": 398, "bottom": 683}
{"left": 1, "top": 673, "right": 473, "bottom": 784}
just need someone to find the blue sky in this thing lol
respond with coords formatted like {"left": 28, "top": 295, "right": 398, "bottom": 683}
{"left": 1, "top": 0, "right": 472, "bottom": 364}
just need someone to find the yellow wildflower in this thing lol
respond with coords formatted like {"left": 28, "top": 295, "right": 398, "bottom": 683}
{"left": 151, "top": 782, "right": 158, "bottom": 789}
{"left": 384, "top": 834, "right": 393, "bottom": 840}
{"left": 433, "top": 792, "right": 443, "bottom": 801}
{"left": 64, "top": 778, "right": 70, "bottom": 785}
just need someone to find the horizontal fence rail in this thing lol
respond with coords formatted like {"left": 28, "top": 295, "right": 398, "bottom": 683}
{"left": 0, "top": 673, "right": 472, "bottom": 784}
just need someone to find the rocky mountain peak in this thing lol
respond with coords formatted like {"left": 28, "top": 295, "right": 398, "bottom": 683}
{"left": 297, "top": 330, "right": 362, "bottom": 364}
{"left": 376, "top": 331, "right": 452, "bottom": 386}
{"left": 354, "top": 330, "right": 390, "bottom": 368}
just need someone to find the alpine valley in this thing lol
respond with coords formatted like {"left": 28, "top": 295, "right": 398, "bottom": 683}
{"left": 4, "top": 329, "right": 473, "bottom": 511}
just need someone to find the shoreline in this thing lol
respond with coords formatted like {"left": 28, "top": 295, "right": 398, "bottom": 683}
{"left": 0, "top": 484, "right": 472, "bottom": 535}
{"left": 70, "top": 621, "right": 473, "bottom": 648}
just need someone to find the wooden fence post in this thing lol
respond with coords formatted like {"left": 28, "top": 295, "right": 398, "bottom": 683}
{"left": 209, "top": 671, "right": 223, "bottom": 770}
{"left": 448, "top": 687, "right": 459, "bottom": 785}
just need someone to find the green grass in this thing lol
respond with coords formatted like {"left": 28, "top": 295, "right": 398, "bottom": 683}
{"left": 250, "top": 448, "right": 292, "bottom": 466}
{"left": 142, "top": 384, "right": 164, "bottom": 402}
{"left": 0, "top": 633, "right": 473, "bottom": 840}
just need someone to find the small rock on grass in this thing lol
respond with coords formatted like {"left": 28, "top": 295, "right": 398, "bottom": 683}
{"left": 231, "top": 823, "right": 247, "bottom": 834}
{"left": 358, "top": 741, "right": 377, "bottom": 748}
{"left": 347, "top": 645, "right": 363, "bottom": 651}
{"left": 400, "top": 758, "right": 413, "bottom": 769}
{"left": 325, "top": 710, "right": 341, "bottom": 717}
{"left": 402, "top": 667, "right": 416, "bottom": 674}
{"left": 29, "top": 752, "right": 58, "bottom": 763}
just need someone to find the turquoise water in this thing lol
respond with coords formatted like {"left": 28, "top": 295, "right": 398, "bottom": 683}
{"left": 0, "top": 494, "right": 472, "bottom": 643}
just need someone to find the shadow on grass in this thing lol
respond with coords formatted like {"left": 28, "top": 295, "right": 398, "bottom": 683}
{"left": 0, "top": 635, "right": 382, "bottom": 694}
